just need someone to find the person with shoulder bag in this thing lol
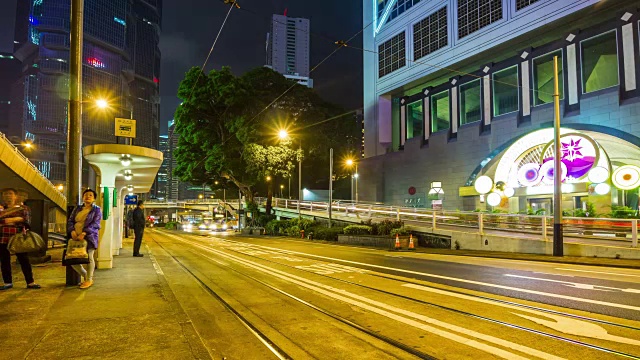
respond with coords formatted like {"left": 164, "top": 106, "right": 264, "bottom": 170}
{"left": 0, "top": 188, "right": 40, "bottom": 290}
{"left": 67, "top": 189, "right": 102, "bottom": 289}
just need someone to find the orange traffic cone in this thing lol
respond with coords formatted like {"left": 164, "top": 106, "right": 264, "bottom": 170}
{"left": 408, "top": 234, "right": 415, "bottom": 251}
{"left": 394, "top": 233, "right": 401, "bottom": 251}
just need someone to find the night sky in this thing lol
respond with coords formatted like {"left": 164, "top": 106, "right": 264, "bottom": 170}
{"left": 160, "top": 0, "right": 364, "bottom": 134}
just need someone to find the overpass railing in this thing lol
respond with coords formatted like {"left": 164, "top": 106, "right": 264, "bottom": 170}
{"left": 265, "top": 198, "right": 638, "bottom": 248}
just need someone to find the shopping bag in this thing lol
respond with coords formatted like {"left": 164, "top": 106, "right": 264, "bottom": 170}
{"left": 62, "top": 239, "right": 90, "bottom": 265}
{"left": 7, "top": 230, "right": 46, "bottom": 254}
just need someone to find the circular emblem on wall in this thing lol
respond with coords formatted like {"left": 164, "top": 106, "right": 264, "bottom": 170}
{"left": 612, "top": 165, "right": 640, "bottom": 190}
{"left": 408, "top": 187, "right": 416, "bottom": 195}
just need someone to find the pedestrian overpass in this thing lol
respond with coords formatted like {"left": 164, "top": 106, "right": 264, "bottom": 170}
{"left": 0, "top": 132, "right": 67, "bottom": 225}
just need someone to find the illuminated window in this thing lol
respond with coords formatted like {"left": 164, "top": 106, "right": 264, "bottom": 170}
{"left": 378, "top": 32, "right": 406, "bottom": 78}
{"left": 459, "top": 79, "right": 481, "bottom": 125}
{"left": 516, "top": 0, "right": 541, "bottom": 11}
{"left": 492, "top": 66, "right": 519, "bottom": 116}
{"left": 581, "top": 31, "right": 618, "bottom": 94}
{"left": 533, "top": 50, "right": 563, "bottom": 106}
{"left": 457, "top": 0, "right": 502, "bottom": 39}
{"left": 406, "top": 100, "right": 423, "bottom": 139}
{"left": 378, "top": 0, "right": 422, "bottom": 23}
{"left": 431, "top": 90, "right": 450, "bottom": 133}
{"left": 87, "top": 57, "right": 106, "bottom": 68}
{"left": 413, "top": 7, "right": 447, "bottom": 61}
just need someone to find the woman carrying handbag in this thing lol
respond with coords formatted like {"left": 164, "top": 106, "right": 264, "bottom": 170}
{"left": 67, "top": 189, "right": 102, "bottom": 289}
{"left": 0, "top": 188, "right": 40, "bottom": 290}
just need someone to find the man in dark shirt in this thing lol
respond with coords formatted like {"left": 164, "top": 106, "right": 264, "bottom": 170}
{"left": 132, "top": 200, "right": 145, "bottom": 257}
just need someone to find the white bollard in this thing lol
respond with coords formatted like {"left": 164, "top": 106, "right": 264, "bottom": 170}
{"left": 542, "top": 216, "right": 548, "bottom": 241}
{"left": 478, "top": 213, "right": 484, "bottom": 235}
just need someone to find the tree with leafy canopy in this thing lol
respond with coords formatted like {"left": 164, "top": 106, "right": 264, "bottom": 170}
{"left": 172, "top": 66, "right": 360, "bottom": 216}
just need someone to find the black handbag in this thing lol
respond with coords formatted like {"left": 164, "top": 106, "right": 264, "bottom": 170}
{"left": 62, "top": 239, "right": 90, "bottom": 266}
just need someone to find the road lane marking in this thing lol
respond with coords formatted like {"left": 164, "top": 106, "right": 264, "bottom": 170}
{"left": 216, "top": 239, "right": 640, "bottom": 312}
{"left": 404, "top": 284, "right": 640, "bottom": 346}
{"left": 505, "top": 274, "right": 640, "bottom": 294}
{"left": 555, "top": 268, "right": 640, "bottom": 278}
{"left": 165, "top": 233, "right": 564, "bottom": 360}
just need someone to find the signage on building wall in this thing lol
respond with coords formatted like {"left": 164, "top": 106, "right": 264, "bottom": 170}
{"left": 124, "top": 194, "right": 138, "bottom": 205}
{"left": 115, "top": 118, "right": 137, "bottom": 138}
{"left": 404, "top": 193, "right": 426, "bottom": 208}
{"left": 431, "top": 200, "right": 443, "bottom": 210}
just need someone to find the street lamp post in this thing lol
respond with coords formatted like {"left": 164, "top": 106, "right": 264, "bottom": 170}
{"left": 345, "top": 159, "right": 359, "bottom": 204}
{"left": 278, "top": 129, "right": 302, "bottom": 218}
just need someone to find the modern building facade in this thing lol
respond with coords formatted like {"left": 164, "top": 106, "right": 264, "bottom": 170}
{"left": 362, "top": 0, "right": 640, "bottom": 215}
{"left": 9, "top": 0, "right": 161, "bottom": 185}
{"left": 266, "top": 14, "right": 313, "bottom": 88}
{"left": 155, "top": 133, "right": 169, "bottom": 200}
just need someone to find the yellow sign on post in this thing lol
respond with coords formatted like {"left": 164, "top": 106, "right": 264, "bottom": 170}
{"left": 115, "top": 118, "right": 136, "bottom": 138}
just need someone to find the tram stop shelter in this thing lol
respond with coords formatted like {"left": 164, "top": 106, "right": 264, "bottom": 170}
{"left": 83, "top": 144, "right": 163, "bottom": 269}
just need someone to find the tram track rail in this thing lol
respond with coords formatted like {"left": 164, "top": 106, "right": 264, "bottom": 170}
{"left": 152, "top": 233, "right": 434, "bottom": 359}
{"left": 172, "top": 233, "right": 640, "bottom": 359}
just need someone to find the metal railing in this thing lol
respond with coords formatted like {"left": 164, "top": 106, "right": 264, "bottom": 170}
{"left": 0, "top": 132, "right": 66, "bottom": 200}
{"left": 267, "top": 198, "right": 638, "bottom": 248}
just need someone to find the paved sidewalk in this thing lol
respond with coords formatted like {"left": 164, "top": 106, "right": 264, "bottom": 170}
{"left": 0, "top": 240, "right": 210, "bottom": 360}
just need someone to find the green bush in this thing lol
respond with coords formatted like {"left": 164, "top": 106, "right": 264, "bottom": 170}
{"left": 609, "top": 205, "right": 639, "bottom": 219}
{"left": 164, "top": 221, "right": 179, "bottom": 230}
{"left": 309, "top": 226, "right": 344, "bottom": 241}
{"left": 370, "top": 220, "right": 404, "bottom": 235}
{"left": 257, "top": 214, "right": 276, "bottom": 227}
{"left": 286, "top": 225, "right": 301, "bottom": 237}
{"left": 390, "top": 227, "right": 408, "bottom": 236}
{"left": 265, "top": 220, "right": 291, "bottom": 235}
{"left": 343, "top": 225, "right": 372, "bottom": 235}
{"left": 289, "top": 218, "right": 316, "bottom": 230}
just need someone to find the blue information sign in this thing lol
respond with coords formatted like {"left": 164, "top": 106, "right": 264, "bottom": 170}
{"left": 124, "top": 194, "right": 138, "bottom": 205}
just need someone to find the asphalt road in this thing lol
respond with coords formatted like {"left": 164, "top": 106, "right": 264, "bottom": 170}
{"left": 147, "top": 229, "right": 640, "bottom": 360}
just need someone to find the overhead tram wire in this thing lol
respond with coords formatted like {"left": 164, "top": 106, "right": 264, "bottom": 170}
{"left": 186, "top": 0, "right": 239, "bottom": 101}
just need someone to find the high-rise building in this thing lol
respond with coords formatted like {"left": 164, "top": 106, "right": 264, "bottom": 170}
{"left": 155, "top": 134, "right": 169, "bottom": 200}
{"left": 167, "top": 120, "right": 179, "bottom": 201}
{"left": 362, "top": 0, "right": 640, "bottom": 214}
{"left": 8, "top": 0, "right": 161, "bottom": 184}
{"left": 266, "top": 14, "right": 312, "bottom": 88}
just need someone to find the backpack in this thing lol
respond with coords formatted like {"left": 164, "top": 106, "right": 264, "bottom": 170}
{"left": 126, "top": 209, "right": 134, "bottom": 226}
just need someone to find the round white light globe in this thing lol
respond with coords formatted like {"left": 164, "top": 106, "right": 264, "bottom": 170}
{"left": 594, "top": 183, "right": 611, "bottom": 195}
{"left": 503, "top": 187, "right": 515, "bottom": 198}
{"left": 588, "top": 166, "right": 609, "bottom": 184}
{"left": 487, "top": 192, "right": 502, "bottom": 207}
{"left": 474, "top": 175, "right": 493, "bottom": 194}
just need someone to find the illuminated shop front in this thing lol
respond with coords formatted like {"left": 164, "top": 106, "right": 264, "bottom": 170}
{"left": 468, "top": 128, "right": 640, "bottom": 214}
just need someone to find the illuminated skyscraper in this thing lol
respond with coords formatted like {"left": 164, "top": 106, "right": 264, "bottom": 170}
{"left": 10, "top": 0, "right": 161, "bottom": 184}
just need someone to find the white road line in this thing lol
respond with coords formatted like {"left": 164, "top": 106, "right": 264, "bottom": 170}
{"left": 403, "top": 284, "right": 640, "bottom": 346}
{"left": 555, "top": 268, "right": 640, "bottom": 278}
{"left": 504, "top": 274, "right": 640, "bottom": 294}
{"left": 216, "top": 238, "right": 640, "bottom": 312}
{"left": 165, "top": 233, "right": 565, "bottom": 360}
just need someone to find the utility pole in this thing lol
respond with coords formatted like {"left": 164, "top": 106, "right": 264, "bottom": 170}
{"left": 328, "top": 148, "right": 333, "bottom": 228}
{"left": 67, "top": 0, "right": 83, "bottom": 207}
{"left": 553, "top": 56, "right": 563, "bottom": 256}
{"left": 66, "top": 0, "right": 84, "bottom": 286}
{"left": 297, "top": 141, "right": 302, "bottom": 219}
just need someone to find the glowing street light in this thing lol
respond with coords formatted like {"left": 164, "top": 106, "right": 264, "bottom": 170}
{"left": 278, "top": 129, "right": 289, "bottom": 140}
{"left": 96, "top": 98, "right": 108, "bottom": 109}
{"left": 57, "top": 184, "right": 64, "bottom": 192}
{"left": 345, "top": 158, "right": 358, "bottom": 203}
{"left": 266, "top": 176, "right": 272, "bottom": 182}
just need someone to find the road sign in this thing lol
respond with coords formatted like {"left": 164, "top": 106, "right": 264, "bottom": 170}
{"left": 124, "top": 194, "right": 138, "bottom": 205}
{"left": 115, "top": 118, "right": 137, "bottom": 138}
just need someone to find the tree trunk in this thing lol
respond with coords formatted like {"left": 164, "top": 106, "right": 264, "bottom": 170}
{"left": 266, "top": 180, "right": 273, "bottom": 215}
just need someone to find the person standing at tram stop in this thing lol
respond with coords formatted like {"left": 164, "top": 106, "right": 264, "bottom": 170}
{"left": 0, "top": 188, "right": 40, "bottom": 290}
{"left": 132, "top": 200, "right": 145, "bottom": 257}
{"left": 67, "top": 189, "right": 102, "bottom": 289}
